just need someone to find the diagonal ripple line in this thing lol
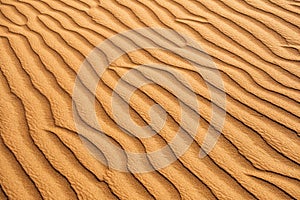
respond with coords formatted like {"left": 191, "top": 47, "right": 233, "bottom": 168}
{"left": 72, "top": 27, "right": 226, "bottom": 173}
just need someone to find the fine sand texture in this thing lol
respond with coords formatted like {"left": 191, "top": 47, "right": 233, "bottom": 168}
{"left": 0, "top": 0, "right": 300, "bottom": 199}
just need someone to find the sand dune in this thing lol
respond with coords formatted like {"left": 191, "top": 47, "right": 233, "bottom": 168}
{"left": 0, "top": 0, "right": 299, "bottom": 199}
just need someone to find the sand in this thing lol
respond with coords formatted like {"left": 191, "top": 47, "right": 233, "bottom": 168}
{"left": 0, "top": 0, "right": 299, "bottom": 199}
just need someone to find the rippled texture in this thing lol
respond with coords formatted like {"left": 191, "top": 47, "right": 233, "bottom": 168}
{"left": 0, "top": 0, "right": 299, "bottom": 199}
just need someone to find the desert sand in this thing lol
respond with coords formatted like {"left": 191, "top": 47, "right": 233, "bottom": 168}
{"left": 0, "top": 0, "right": 299, "bottom": 199}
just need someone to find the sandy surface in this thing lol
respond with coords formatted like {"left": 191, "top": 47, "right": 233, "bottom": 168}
{"left": 0, "top": 0, "right": 300, "bottom": 199}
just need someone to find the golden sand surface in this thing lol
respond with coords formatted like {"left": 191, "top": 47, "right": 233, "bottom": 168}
{"left": 0, "top": 0, "right": 299, "bottom": 199}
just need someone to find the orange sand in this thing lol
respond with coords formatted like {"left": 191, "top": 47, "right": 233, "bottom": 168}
{"left": 0, "top": 0, "right": 299, "bottom": 199}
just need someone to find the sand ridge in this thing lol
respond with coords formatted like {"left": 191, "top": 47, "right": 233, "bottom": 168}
{"left": 0, "top": 0, "right": 299, "bottom": 199}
